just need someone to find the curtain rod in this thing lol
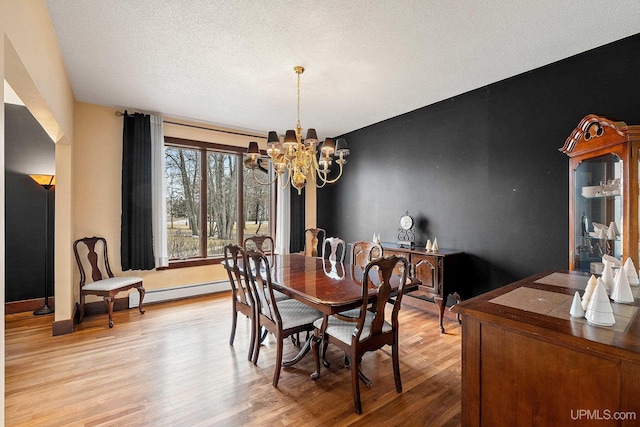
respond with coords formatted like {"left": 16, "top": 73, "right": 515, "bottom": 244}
{"left": 115, "top": 110, "right": 266, "bottom": 139}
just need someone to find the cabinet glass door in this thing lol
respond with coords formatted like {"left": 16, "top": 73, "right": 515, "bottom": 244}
{"left": 574, "top": 153, "right": 622, "bottom": 273}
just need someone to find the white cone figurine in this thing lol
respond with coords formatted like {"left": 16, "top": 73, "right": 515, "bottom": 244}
{"left": 570, "top": 291, "right": 585, "bottom": 318}
{"left": 609, "top": 221, "right": 620, "bottom": 237}
{"left": 624, "top": 257, "right": 639, "bottom": 286}
{"left": 425, "top": 239, "right": 432, "bottom": 252}
{"left": 602, "top": 254, "right": 622, "bottom": 268}
{"left": 597, "top": 227, "right": 607, "bottom": 240}
{"left": 582, "top": 275, "right": 598, "bottom": 311}
{"left": 607, "top": 225, "right": 617, "bottom": 240}
{"left": 601, "top": 261, "right": 615, "bottom": 295}
{"left": 432, "top": 238, "right": 439, "bottom": 253}
{"left": 585, "top": 281, "right": 616, "bottom": 327}
{"left": 611, "top": 266, "right": 635, "bottom": 304}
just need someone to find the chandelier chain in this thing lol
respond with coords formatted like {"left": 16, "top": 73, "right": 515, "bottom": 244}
{"left": 296, "top": 70, "right": 301, "bottom": 138}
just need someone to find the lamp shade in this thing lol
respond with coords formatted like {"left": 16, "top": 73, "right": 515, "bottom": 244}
{"left": 283, "top": 130, "right": 297, "bottom": 144}
{"left": 267, "top": 131, "right": 280, "bottom": 144}
{"left": 29, "top": 174, "right": 56, "bottom": 187}
{"left": 335, "top": 138, "right": 349, "bottom": 155}
{"left": 247, "top": 141, "right": 260, "bottom": 162}
{"left": 321, "top": 138, "right": 335, "bottom": 155}
{"left": 305, "top": 128, "right": 318, "bottom": 144}
{"left": 247, "top": 141, "right": 260, "bottom": 155}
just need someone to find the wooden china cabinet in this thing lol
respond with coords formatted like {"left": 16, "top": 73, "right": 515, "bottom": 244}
{"left": 560, "top": 114, "right": 640, "bottom": 272}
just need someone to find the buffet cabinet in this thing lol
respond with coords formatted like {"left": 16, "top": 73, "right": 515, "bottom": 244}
{"left": 560, "top": 115, "right": 640, "bottom": 273}
{"left": 381, "top": 243, "right": 465, "bottom": 333}
{"left": 455, "top": 270, "right": 640, "bottom": 426}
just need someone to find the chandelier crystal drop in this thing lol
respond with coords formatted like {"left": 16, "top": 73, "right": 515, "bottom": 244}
{"left": 245, "top": 66, "right": 349, "bottom": 194}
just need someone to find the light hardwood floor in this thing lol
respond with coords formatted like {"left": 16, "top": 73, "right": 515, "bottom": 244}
{"left": 5, "top": 293, "right": 462, "bottom": 426}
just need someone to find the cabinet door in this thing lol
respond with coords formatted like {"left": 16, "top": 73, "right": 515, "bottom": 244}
{"left": 413, "top": 254, "right": 439, "bottom": 295}
{"left": 383, "top": 249, "right": 411, "bottom": 277}
{"left": 573, "top": 153, "right": 623, "bottom": 273}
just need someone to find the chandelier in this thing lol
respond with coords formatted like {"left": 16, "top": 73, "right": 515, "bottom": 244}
{"left": 245, "top": 66, "right": 349, "bottom": 194}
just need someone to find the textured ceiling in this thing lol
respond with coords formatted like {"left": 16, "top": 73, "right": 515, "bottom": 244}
{"left": 45, "top": 0, "right": 640, "bottom": 140}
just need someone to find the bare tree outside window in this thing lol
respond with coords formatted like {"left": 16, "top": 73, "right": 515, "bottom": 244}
{"left": 207, "top": 152, "right": 237, "bottom": 256}
{"left": 165, "top": 142, "right": 271, "bottom": 261}
{"left": 244, "top": 166, "right": 270, "bottom": 238}
{"left": 166, "top": 147, "right": 200, "bottom": 259}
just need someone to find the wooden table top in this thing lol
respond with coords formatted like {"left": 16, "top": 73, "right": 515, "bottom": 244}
{"left": 454, "top": 269, "right": 640, "bottom": 361}
{"left": 240, "top": 253, "right": 420, "bottom": 315}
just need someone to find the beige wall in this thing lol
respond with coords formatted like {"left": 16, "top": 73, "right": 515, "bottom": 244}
{"left": 2, "top": 1, "right": 77, "bottom": 423}
{"left": 2, "top": 4, "right": 76, "bottom": 324}
{"left": 74, "top": 103, "right": 257, "bottom": 296}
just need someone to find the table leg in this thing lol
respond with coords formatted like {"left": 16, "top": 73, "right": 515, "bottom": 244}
{"left": 359, "top": 368, "right": 372, "bottom": 387}
{"left": 311, "top": 335, "right": 321, "bottom": 380}
{"left": 282, "top": 333, "right": 312, "bottom": 367}
{"left": 434, "top": 295, "right": 445, "bottom": 333}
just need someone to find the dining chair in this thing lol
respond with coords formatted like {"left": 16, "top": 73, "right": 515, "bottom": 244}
{"left": 322, "top": 237, "right": 346, "bottom": 262}
{"left": 304, "top": 228, "right": 326, "bottom": 257}
{"left": 223, "top": 244, "right": 258, "bottom": 361}
{"left": 311, "top": 255, "right": 410, "bottom": 414}
{"left": 243, "top": 235, "right": 275, "bottom": 256}
{"left": 351, "top": 240, "right": 383, "bottom": 268}
{"left": 245, "top": 249, "right": 323, "bottom": 387}
{"left": 242, "top": 235, "right": 290, "bottom": 303}
{"left": 73, "top": 236, "right": 145, "bottom": 328}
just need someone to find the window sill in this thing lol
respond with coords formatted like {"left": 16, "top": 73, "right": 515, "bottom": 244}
{"left": 157, "top": 257, "right": 224, "bottom": 270}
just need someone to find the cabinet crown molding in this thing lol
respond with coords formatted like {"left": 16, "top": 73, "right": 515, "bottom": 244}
{"left": 560, "top": 114, "right": 640, "bottom": 157}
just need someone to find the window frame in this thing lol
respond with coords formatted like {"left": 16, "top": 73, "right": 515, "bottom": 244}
{"left": 161, "top": 136, "right": 275, "bottom": 269}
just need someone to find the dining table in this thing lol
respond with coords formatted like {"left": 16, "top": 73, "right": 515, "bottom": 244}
{"left": 256, "top": 253, "right": 421, "bottom": 367}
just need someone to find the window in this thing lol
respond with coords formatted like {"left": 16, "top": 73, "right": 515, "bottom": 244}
{"left": 164, "top": 137, "right": 271, "bottom": 263}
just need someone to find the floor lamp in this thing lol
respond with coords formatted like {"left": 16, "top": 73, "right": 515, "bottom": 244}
{"left": 29, "top": 174, "right": 55, "bottom": 315}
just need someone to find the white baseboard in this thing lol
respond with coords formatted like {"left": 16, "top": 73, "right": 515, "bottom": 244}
{"left": 128, "top": 281, "right": 228, "bottom": 308}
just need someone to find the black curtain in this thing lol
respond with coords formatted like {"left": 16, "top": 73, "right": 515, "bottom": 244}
{"left": 289, "top": 186, "right": 305, "bottom": 252}
{"left": 121, "top": 111, "right": 155, "bottom": 270}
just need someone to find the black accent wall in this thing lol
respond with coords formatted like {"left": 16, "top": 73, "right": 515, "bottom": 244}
{"left": 318, "top": 33, "right": 640, "bottom": 297}
{"left": 5, "top": 104, "right": 55, "bottom": 302}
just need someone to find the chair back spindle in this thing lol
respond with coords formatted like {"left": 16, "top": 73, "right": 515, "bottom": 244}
{"left": 323, "top": 237, "right": 346, "bottom": 262}
{"left": 243, "top": 235, "right": 275, "bottom": 256}
{"left": 304, "top": 228, "right": 326, "bottom": 257}
{"left": 351, "top": 240, "right": 383, "bottom": 268}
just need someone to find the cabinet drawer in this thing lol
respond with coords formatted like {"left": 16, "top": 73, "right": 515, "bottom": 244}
{"left": 413, "top": 254, "right": 439, "bottom": 294}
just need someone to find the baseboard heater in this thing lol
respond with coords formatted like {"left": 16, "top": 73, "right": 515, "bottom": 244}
{"left": 128, "top": 280, "right": 228, "bottom": 308}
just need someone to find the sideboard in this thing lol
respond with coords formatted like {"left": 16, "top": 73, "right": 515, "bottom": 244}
{"left": 454, "top": 270, "right": 640, "bottom": 426}
{"left": 381, "top": 243, "right": 465, "bottom": 333}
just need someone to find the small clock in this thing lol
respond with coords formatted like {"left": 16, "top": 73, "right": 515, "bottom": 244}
{"left": 397, "top": 211, "right": 415, "bottom": 248}
{"left": 400, "top": 214, "right": 413, "bottom": 230}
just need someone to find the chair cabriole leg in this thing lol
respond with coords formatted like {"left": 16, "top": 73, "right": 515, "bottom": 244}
{"left": 273, "top": 331, "right": 284, "bottom": 387}
{"left": 137, "top": 286, "right": 146, "bottom": 314}
{"left": 229, "top": 299, "right": 238, "bottom": 345}
{"left": 79, "top": 293, "right": 85, "bottom": 323}
{"left": 104, "top": 296, "right": 115, "bottom": 328}
{"left": 393, "top": 335, "right": 402, "bottom": 392}
{"left": 350, "top": 351, "right": 362, "bottom": 414}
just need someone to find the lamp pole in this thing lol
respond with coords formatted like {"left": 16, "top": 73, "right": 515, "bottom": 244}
{"left": 30, "top": 174, "right": 55, "bottom": 315}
